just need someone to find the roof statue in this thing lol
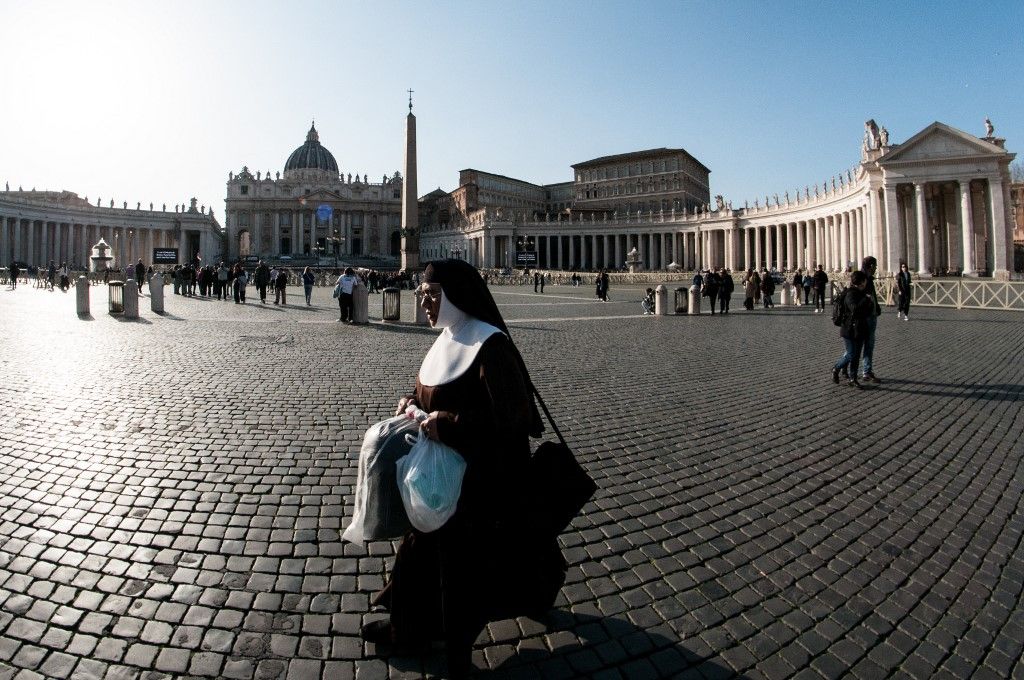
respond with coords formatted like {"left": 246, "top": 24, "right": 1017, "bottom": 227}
{"left": 879, "top": 127, "right": 889, "bottom": 147}
{"left": 985, "top": 117, "right": 994, "bottom": 137}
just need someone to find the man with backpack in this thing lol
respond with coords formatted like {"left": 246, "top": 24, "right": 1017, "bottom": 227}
{"left": 831, "top": 270, "right": 874, "bottom": 389}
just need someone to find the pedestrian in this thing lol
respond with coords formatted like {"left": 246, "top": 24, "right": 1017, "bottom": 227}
{"left": 47, "top": 260, "right": 58, "bottom": 291}
{"left": 802, "top": 272, "right": 813, "bottom": 305}
{"left": 812, "top": 265, "right": 828, "bottom": 313}
{"left": 135, "top": 258, "right": 145, "bottom": 293}
{"left": 233, "top": 263, "right": 248, "bottom": 303}
{"left": 718, "top": 268, "right": 733, "bottom": 314}
{"left": 540, "top": 273, "right": 545, "bottom": 293}
{"left": 254, "top": 260, "right": 270, "bottom": 303}
{"left": 760, "top": 270, "right": 775, "bottom": 308}
{"left": 334, "top": 267, "right": 357, "bottom": 322}
{"left": 533, "top": 272, "right": 539, "bottom": 293}
{"left": 302, "top": 266, "right": 315, "bottom": 305}
{"left": 859, "top": 256, "right": 883, "bottom": 383}
{"left": 274, "top": 267, "right": 288, "bottom": 305}
{"left": 600, "top": 270, "right": 609, "bottom": 301}
{"left": 895, "top": 262, "right": 912, "bottom": 321}
{"left": 58, "top": 262, "right": 69, "bottom": 291}
{"left": 832, "top": 270, "right": 874, "bottom": 389}
{"left": 703, "top": 269, "right": 719, "bottom": 314}
{"left": 216, "top": 262, "right": 229, "bottom": 300}
{"left": 743, "top": 269, "right": 757, "bottom": 310}
{"left": 8, "top": 262, "right": 19, "bottom": 289}
{"left": 362, "top": 259, "right": 565, "bottom": 678}
{"left": 792, "top": 270, "right": 803, "bottom": 305}
{"left": 172, "top": 265, "right": 181, "bottom": 295}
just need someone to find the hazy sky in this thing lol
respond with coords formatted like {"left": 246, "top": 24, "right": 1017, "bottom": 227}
{"left": 2, "top": 0, "right": 1022, "bottom": 220}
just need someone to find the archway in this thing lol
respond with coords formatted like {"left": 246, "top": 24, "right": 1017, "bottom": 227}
{"left": 238, "top": 230, "right": 251, "bottom": 258}
{"left": 390, "top": 230, "right": 400, "bottom": 257}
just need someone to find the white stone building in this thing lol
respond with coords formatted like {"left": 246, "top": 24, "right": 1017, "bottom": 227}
{"left": 419, "top": 121, "right": 1017, "bottom": 278}
{"left": 224, "top": 123, "right": 403, "bottom": 263}
{"left": 0, "top": 190, "right": 220, "bottom": 269}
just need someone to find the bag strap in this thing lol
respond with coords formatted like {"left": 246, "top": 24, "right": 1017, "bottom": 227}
{"left": 531, "top": 386, "right": 568, "bottom": 448}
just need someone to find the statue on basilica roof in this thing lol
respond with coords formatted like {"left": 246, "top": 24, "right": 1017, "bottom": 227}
{"left": 879, "top": 127, "right": 889, "bottom": 147}
{"left": 985, "top": 117, "right": 994, "bottom": 137}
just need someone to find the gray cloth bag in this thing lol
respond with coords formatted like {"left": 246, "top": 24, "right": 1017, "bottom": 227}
{"left": 342, "top": 415, "right": 418, "bottom": 543}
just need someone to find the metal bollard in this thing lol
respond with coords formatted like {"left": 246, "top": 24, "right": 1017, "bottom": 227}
{"left": 76, "top": 276, "right": 90, "bottom": 316}
{"left": 352, "top": 281, "right": 369, "bottom": 324}
{"left": 382, "top": 287, "right": 401, "bottom": 321}
{"left": 688, "top": 285, "right": 701, "bottom": 315}
{"left": 414, "top": 290, "right": 429, "bottom": 325}
{"left": 654, "top": 284, "right": 668, "bottom": 315}
{"left": 123, "top": 281, "right": 139, "bottom": 319}
{"left": 674, "top": 287, "right": 688, "bottom": 314}
{"left": 108, "top": 281, "right": 125, "bottom": 314}
{"left": 150, "top": 274, "right": 165, "bottom": 313}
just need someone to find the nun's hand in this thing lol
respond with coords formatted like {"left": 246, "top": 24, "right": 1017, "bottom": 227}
{"left": 395, "top": 397, "right": 417, "bottom": 417}
{"left": 420, "top": 412, "right": 440, "bottom": 441}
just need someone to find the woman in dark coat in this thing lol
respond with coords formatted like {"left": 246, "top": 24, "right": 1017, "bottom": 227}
{"left": 718, "top": 268, "right": 734, "bottom": 314}
{"left": 362, "top": 259, "right": 565, "bottom": 678}
{"left": 703, "top": 269, "right": 719, "bottom": 314}
{"left": 832, "top": 270, "right": 874, "bottom": 388}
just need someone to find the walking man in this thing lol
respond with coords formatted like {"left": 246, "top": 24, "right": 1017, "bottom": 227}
{"left": 254, "top": 260, "right": 270, "bottom": 303}
{"left": 860, "top": 256, "right": 882, "bottom": 383}
{"left": 812, "top": 265, "right": 828, "bottom": 313}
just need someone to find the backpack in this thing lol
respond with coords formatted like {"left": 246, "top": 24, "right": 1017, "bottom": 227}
{"left": 832, "top": 288, "right": 849, "bottom": 327}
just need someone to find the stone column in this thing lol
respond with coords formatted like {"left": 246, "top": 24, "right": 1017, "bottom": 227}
{"left": 883, "top": 185, "right": 903, "bottom": 274}
{"left": 956, "top": 182, "right": 975, "bottom": 275}
{"left": 0, "top": 216, "right": 7, "bottom": 264}
{"left": 753, "top": 227, "right": 762, "bottom": 271}
{"left": 838, "top": 212, "right": 848, "bottom": 272}
{"left": 914, "top": 184, "right": 929, "bottom": 274}
{"left": 581, "top": 235, "right": 589, "bottom": 270}
{"left": 988, "top": 177, "right": 1010, "bottom": 277}
{"left": 795, "top": 222, "right": 805, "bottom": 270}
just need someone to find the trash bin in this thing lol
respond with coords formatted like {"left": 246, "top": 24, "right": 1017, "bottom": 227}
{"left": 382, "top": 287, "right": 401, "bottom": 321}
{"left": 108, "top": 281, "right": 124, "bottom": 314}
{"left": 675, "top": 287, "right": 688, "bottom": 314}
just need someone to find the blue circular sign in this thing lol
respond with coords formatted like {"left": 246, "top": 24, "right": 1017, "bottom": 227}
{"left": 316, "top": 204, "right": 333, "bottom": 222}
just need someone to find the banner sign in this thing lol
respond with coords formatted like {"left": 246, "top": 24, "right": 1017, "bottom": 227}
{"left": 153, "top": 248, "right": 179, "bottom": 264}
{"left": 515, "top": 251, "right": 537, "bottom": 266}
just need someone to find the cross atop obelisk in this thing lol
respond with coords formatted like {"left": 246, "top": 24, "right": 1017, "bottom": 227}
{"left": 401, "top": 91, "right": 419, "bottom": 271}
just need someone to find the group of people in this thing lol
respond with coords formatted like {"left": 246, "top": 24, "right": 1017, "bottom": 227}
{"left": 7, "top": 261, "right": 74, "bottom": 291}
{"left": 831, "top": 255, "right": 898, "bottom": 388}
{"left": 693, "top": 269, "right": 737, "bottom": 313}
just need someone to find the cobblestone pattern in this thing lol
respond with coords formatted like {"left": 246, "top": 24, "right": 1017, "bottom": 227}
{"left": 0, "top": 283, "right": 1022, "bottom": 679}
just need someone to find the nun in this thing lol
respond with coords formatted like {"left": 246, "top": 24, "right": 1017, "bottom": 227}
{"left": 361, "top": 259, "right": 566, "bottom": 678}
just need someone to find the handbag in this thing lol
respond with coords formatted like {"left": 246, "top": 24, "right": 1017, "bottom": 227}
{"left": 527, "top": 388, "right": 597, "bottom": 536}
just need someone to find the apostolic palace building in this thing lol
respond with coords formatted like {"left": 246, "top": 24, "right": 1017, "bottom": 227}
{"left": 418, "top": 120, "right": 1020, "bottom": 278}
{"left": 1, "top": 116, "right": 1020, "bottom": 279}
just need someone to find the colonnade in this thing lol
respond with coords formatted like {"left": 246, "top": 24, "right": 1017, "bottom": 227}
{"left": 0, "top": 218, "right": 180, "bottom": 269}
{"left": 738, "top": 205, "right": 870, "bottom": 273}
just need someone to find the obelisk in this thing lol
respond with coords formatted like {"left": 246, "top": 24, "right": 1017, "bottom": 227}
{"left": 400, "top": 90, "right": 420, "bottom": 271}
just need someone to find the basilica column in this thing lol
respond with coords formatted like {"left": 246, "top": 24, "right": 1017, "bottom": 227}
{"left": 914, "top": 184, "right": 929, "bottom": 275}
{"left": 883, "top": 185, "right": 903, "bottom": 274}
{"left": 988, "top": 177, "right": 1011, "bottom": 277}
{"left": 956, "top": 181, "right": 976, "bottom": 275}
{"left": 753, "top": 227, "right": 762, "bottom": 271}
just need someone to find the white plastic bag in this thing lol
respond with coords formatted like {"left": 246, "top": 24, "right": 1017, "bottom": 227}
{"left": 395, "top": 431, "right": 467, "bottom": 533}
{"left": 342, "top": 415, "right": 419, "bottom": 544}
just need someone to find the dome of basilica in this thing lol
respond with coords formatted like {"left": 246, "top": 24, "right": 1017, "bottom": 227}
{"left": 284, "top": 122, "right": 338, "bottom": 174}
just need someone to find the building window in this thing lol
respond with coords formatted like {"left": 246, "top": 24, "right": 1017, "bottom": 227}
{"left": 240, "top": 185, "right": 249, "bottom": 195}
{"left": 393, "top": 190, "right": 400, "bottom": 199}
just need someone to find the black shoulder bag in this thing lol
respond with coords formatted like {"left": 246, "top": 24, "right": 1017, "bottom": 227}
{"left": 528, "top": 388, "right": 598, "bottom": 536}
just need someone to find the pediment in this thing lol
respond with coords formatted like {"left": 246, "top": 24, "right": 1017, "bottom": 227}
{"left": 881, "top": 122, "right": 1007, "bottom": 165}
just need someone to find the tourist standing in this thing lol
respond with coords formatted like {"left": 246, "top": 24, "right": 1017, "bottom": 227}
{"left": 335, "top": 267, "right": 357, "bottom": 322}
{"left": 895, "top": 262, "right": 912, "bottom": 321}
{"left": 743, "top": 269, "right": 757, "bottom": 310}
{"left": 719, "top": 268, "right": 733, "bottom": 314}
{"left": 832, "top": 270, "right": 873, "bottom": 389}
{"left": 9, "top": 262, "right": 19, "bottom": 289}
{"left": 233, "top": 263, "right": 248, "bottom": 304}
{"left": 792, "top": 270, "right": 803, "bottom": 305}
{"left": 274, "top": 267, "right": 288, "bottom": 305}
{"left": 703, "top": 269, "right": 719, "bottom": 314}
{"left": 254, "top": 261, "right": 270, "bottom": 303}
{"left": 302, "top": 266, "right": 315, "bottom": 305}
{"left": 812, "top": 265, "right": 828, "bottom": 313}
{"left": 172, "top": 265, "right": 181, "bottom": 295}
{"left": 802, "top": 272, "right": 813, "bottom": 305}
{"left": 533, "top": 272, "right": 540, "bottom": 293}
{"left": 58, "top": 263, "right": 69, "bottom": 291}
{"left": 216, "top": 262, "right": 229, "bottom": 300}
{"left": 860, "top": 256, "right": 882, "bottom": 383}
{"left": 760, "top": 270, "right": 775, "bottom": 308}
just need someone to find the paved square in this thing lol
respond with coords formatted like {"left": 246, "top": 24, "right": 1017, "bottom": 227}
{"left": 1, "top": 280, "right": 1022, "bottom": 679}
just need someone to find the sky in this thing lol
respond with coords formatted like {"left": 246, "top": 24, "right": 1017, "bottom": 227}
{"left": 2, "top": 0, "right": 1022, "bottom": 221}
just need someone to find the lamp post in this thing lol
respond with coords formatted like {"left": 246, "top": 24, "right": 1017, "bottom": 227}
{"left": 328, "top": 229, "right": 344, "bottom": 268}
{"left": 127, "top": 229, "right": 134, "bottom": 264}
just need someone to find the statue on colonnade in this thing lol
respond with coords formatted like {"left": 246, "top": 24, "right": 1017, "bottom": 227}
{"left": 879, "top": 127, "right": 889, "bottom": 147}
{"left": 985, "top": 117, "right": 994, "bottom": 137}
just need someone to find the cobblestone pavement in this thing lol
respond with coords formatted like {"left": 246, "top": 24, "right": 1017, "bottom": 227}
{"left": 1, "top": 281, "right": 1022, "bottom": 680}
